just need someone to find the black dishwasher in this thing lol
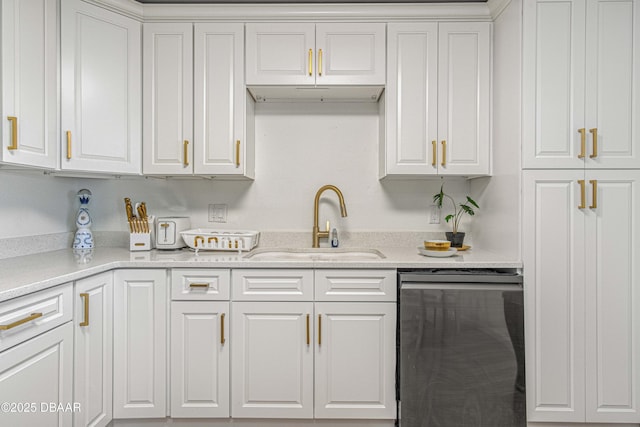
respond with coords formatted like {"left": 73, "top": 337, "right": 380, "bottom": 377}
{"left": 399, "top": 269, "right": 525, "bottom": 427}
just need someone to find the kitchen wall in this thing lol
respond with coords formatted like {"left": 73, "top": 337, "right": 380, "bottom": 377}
{"left": 0, "top": 101, "right": 473, "bottom": 243}
{"left": 470, "top": 0, "right": 522, "bottom": 257}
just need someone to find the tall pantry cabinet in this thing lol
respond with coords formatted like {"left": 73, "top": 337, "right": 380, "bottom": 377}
{"left": 522, "top": 0, "right": 640, "bottom": 423}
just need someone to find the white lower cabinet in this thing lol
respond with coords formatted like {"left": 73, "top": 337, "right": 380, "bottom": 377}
{"left": 524, "top": 170, "right": 640, "bottom": 423}
{"left": 113, "top": 269, "right": 167, "bottom": 419}
{"left": 0, "top": 283, "right": 74, "bottom": 427}
{"left": 74, "top": 272, "right": 113, "bottom": 427}
{"left": 231, "top": 301, "right": 315, "bottom": 418}
{"left": 231, "top": 269, "right": 396, "bottom": 420}
{"left": 314, "top": 302, "right": 396, "bottom": 419}
{"left": 0, "top": 322, "right": 73, "bottom": 427}
{"left": 171, "top": 301, "right": 230, "bottom": 417}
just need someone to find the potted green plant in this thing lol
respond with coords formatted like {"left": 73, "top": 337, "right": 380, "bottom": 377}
{"left": 432, "top": 184, "right": 479, "bottom": 247}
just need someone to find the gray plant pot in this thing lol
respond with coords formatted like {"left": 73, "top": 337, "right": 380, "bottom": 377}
{"left": 445, "top": 232, "right": 465, "bottom": 248}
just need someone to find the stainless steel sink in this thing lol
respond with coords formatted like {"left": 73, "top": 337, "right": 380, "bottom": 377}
{"left": 243, "top": 248, "right": 385, "bottom": 261}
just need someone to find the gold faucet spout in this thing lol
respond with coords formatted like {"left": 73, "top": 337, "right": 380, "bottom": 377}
{"left": 313, "top": 185, "right": 348, "bottom": 248}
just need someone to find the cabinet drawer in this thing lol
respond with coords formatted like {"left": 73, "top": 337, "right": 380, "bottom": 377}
{"left": 0, "top": 283, "right": 73, "bottom": 352}
{"left": 171, "top": 269, "right": 230, "bottom": 300}
{"left": 232, "top": 269, "right": 313, "bottom": 301}
{"left": 315, "top": 269, "right": 396, "bottom": 302}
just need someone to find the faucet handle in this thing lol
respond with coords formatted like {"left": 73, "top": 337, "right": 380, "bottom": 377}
{"left": 325, "top": 220, "right": 330, "bottom": 232}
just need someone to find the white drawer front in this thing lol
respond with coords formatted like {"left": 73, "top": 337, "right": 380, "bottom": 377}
{"left": 315, "top": 269, "right": 396, "bottom": 302}
{"left": 0, "top": 283, "right": 73, "bottom": 352}
{"left": 232, "top": 269, "right": 313, "bottom": 301}
{"left": 171, "top": 269, "right": 230, "bottom": 301}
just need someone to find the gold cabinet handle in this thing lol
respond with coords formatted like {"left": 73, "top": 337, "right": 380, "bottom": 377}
{"left": 318, "top": 314, "right": 322, "bottom": 346}
{"left": 220, "top": 313, "right": 226, "bottom": 344}
{"left": 0, "top": 312, "right": 43, "bottom": 330}
{"left": 441, "top": 140, "right": 447, "bottom": 166}
{"left": 183, "top": 140, "right": 189, "bottom": 166}
{"left": 578, "top": 128, "right": 586, "bottom": 159}
{"left": 235, "top": 140, "right": 240, "bottom": 167}
{"left": 589, "top": 128, "right": 598, "bottom": 158}
{"left": 308, "top": 48, "right": 313, "bottom": 76}
{"left": 80, "top": 293, "right": 89, "bottom": 327}
{"left": 431, "top": 140, "right": 437, "bottom": 167}
{"left": 589, "top": 180, "right": 598, "bottom": 209}
{"left": 578, "top": 180, "right": 586, "bottom": 209}
{"left": 318, "top": 49, "right": 323, "bottom": 76}
{"left": 189, "top": 283, "right": 209, "bottom": 288}
{"left": 7, "top": 116, "right": 17, "bottom": 150}
{"left": 306, "top": 314, "right": 310, "bottom": 346}
{"left": 66, "top": 131, "right": 72, "bottom": 160}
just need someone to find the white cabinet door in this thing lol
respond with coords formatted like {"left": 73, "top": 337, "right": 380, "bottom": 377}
{"left": 194, "top": 23, "right": 252, "bottom": 177}
{"left": 383, "top": 22, "right": 491, "bottom": 177}
{"left": 522, "top": 0, "right": 587, "bottom": 169}
{"left": 384, "top": 23, "right": 439, "bottom": 176}
{"left": 143, "top": 23, "right": 193, "bottom": 175}
{"left": 523, "top": 170, "right": 586, "bottom": 422}
{"left": 245, "top": 23, "right": 315, "bottom": 86}
{"left": 0, "top": 323, "right": 73, "bottom": 427}
{"left": 231, "top": 301, "right": 314, "bottom": 418}
{"left": 314, "top": 302, "right": 396, "bottom": 419}
{"left": 61, "top": 0, "right": 141, "bottom": 175}
{"left": 74, "top": 272, "right": 113, "bottom": 427}
{"left": 1, "top": 0, "right": 58, "bottom": 169}
{"left": 113, "top": 270, "right": 166, "bottom": 419}
{"left": 246, "top": 23, "right": 385, "bottom": 86}
{"left": 584, "top": 0, "right": 640, "bottom": 169}
{"left": 437, "top": 22, "right": 491, "bottom": 176}
{"left": 171, "top": 301, "right": 229, "bottom": 418}
{"left": 584, "top": 170, "right": 640, "bottom": 422}
{"left": 315, "top": 23, "right": 385, "bottom": 86}
{"left": 523, "top": 0, "right": 640, "bottom": 169}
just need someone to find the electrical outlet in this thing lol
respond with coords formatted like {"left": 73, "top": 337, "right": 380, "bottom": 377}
{"left": 429, "top": 205, "right": 441, "bottom": 224}
{"left": 208, "top": 204, "right": 228, "bottom": 223}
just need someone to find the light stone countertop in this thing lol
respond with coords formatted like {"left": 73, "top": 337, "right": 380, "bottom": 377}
{"left": 0, "top": 245, "right": 522, "bottom": 303}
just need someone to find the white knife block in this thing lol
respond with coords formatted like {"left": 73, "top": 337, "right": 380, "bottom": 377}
{"left": 128, "top": 215, "right": 155, "bottom": 251}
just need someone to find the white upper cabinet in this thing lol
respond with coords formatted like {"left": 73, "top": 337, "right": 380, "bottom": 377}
{"left": 143, "top": 22, "right": 254, "bottom": 177}
{"left": 143, "top": 23, "right": 193, "bottom": 176}
{"left": 245, "top": 23, "right": 386, "bottom": 86}
{"left": 61, "top": 0, "right": 142, "bottom": 175}
{"left": 383, "top": 22, "right": 491, "bottom": 177}
{"left": 1, "top": 0, "right": 58, "bottom": 169}
{"left": 523, "top": 0, "right": 640, "bottom": 169}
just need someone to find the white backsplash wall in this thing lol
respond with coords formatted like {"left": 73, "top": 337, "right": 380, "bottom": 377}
{"left": 0, "top": 101, "right": 473, "bottom": 241}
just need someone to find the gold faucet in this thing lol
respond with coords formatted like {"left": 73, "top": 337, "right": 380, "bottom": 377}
{"left": 313, "top": 185, "right": 348, "bottom": 248}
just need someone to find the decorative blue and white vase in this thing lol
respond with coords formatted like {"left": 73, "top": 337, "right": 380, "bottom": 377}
{"left": 73, "top": 189, "right": 94, "bottom": 249}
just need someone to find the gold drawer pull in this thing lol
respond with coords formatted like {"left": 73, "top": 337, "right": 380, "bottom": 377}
{"left": 235, "top": 140, "right": 241, "bottom": 167}
{"left": 0, "top": 312, "right": 43, "bottom": 330}
{"left": 66, "top": 131, "right": 72, "bottom": 160}
{"left": 308, "top": 48, "right": 313, "bottom": 76}
{"left": 431, "top": 140, "right": 437, "bottom": 167}
{"left": 183, "top": 140, "right": 190, "bottom": 166}
{"left": 306, "top": 314, "right": 310, "bottom": 346}
{"left": 318, "top": 49, "right": 323, "bottom": 76}
{"left": 189, "top": 283, "right": 209, "bottom": 288}
{"left": 318, "top": 314, "right": 322, "bottom": 346}
{"left": 80, "top": 293, "right": 89, "bottom": 327}
{"left": 7, "top": 116, "right": 17, "bottom": 150}
{"left": 578, "top": 180, "right": 586, "bottom": 209}
{"left": 589, "top": 128, "right": 598, "bottom": 158}
{"left": 578, "top": 128, "right": 586, "bottom": 159}
{"left": 589, "top": 180, "right": 598, "bottom": 209}
{"left": 220, "top": 313, "right": 226, "bottom": 344}
{"left": 441, "top": 140, "right": 447, "bottom": 166}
